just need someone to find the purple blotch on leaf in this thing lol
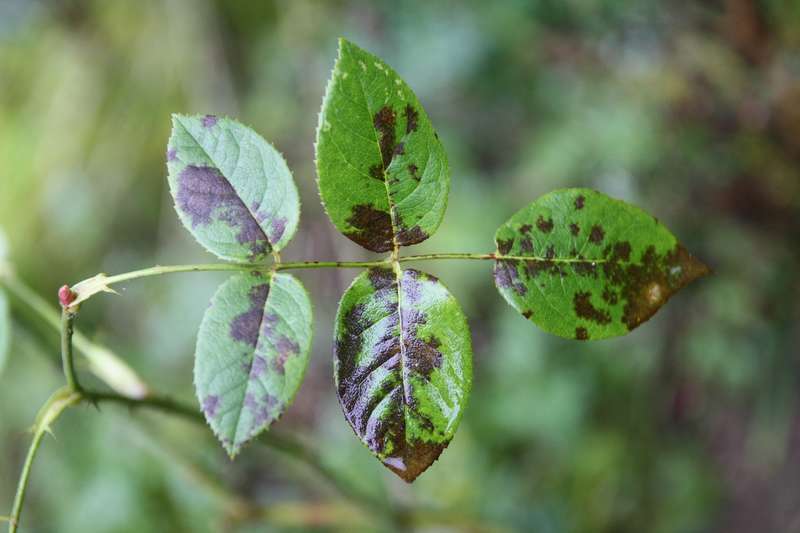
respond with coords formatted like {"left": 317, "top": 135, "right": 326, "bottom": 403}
{"left": 167, "top": 148, "right": 177, "bottom": 161}
{"left": 230, "top": 283, "right": 269, "bottom": 347}
{"left": 202, "top": 395, "right": 220, "bottom": 419}
{"left": 202, "top": 114, "right": 218, "bottom": 127}
{"left": 177, "top": 165, "right": 271, "bottom": 258}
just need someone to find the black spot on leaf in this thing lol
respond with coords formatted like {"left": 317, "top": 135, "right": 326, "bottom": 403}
{"left": 374, "top": 106, "right": 397, "bottom": 173}
{"left": 345, "top": 204, "right": 394, "bottom": 252}
{"left": 404, "top": 104, "right": 419, "bottom": 134}
{"left": 589, "top": 225, "right": 605, "bottom": 244}
{"left": 574, "top": 291, "right": 611, "bottom": 325}
{"left": 536, "top": 216, "right": 554, "bottom": 233}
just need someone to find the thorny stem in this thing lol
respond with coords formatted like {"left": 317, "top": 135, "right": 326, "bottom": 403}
{"left": 60, "top": 311, "right": 81, "bottom": 393}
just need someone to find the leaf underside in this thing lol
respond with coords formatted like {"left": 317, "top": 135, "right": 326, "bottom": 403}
{"left": 195, "top": 272, "right": 313, "bottom": 457}
{"left": 334, "top": 267, "right": 472, "bottom": 482}
{"left": 167, "top": 114, "right": 300, "bottom": 262}
{"left": 493, "top": 188, "right": 710, "bottom": 340}
{"left": 316, "top": 38, "right": 450, "bottom": 253}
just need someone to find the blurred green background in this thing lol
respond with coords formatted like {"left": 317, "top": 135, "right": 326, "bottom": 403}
{"left": 1, "top": 1, "right": 799, "bottom": 531}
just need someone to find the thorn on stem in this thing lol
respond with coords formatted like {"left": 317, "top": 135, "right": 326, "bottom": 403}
{"left": 58, "top": 285, "right": 77, "bottom": 308}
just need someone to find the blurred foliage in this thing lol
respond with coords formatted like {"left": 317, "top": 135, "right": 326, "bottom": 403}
{"left": 1, "top": 0, "right": 799, "bottom": 532}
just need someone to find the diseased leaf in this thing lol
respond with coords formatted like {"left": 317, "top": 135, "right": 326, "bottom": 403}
{"left": 494, "top": 188, "right": 710, "bottom": 340}
{"left": 167, "top": 114, "right": 300, "bottom": 262}
{"left": 0, "top": 289, "right": 9, "bottom": 376}
{"left": 195, "top": 272, "right": 312, "bottom": 457}
{"left": 334, "top": 267, "right": 472, "bottom": 482}
{"left": 315, "top": 39, "right": 449, "bottom": 253}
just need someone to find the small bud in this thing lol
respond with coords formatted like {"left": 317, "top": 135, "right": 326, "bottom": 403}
{"left": 58, "top": 285, "right": 77, "bottom": 308}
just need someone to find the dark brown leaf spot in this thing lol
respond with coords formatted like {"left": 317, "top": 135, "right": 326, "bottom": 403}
{"left": 497, "top": 238, "right": 513, "bottom": 255}
{"left": 374, "top": 106, "right": 397, "bottom": 173}
{"left": 522, "top": 310, "right": 533, "bottom": 319}
{"left": 570, "top": 223, "right": 580, "bottom": 236}
{"left": 404, "top": 104, "right": 419, "bottom": 134}
{"left": 408, "top": 163, "right": 420, "bottom": 181}
{"left": 383, "top": 440, "right": 446, "bottom": 483}
{"left": 345, "top": 204, "right": 394, "bottom": 252}
{"left": 369, "top": 164, "right": 385, "bottom": 181}
{"left": 589, "top": 225, "right": 605, "bottom": 244}
{"left": 575, "top": 195, "right": 585, "bottom": 209}
{"left": 617, "top": 245, "right": 710, "bottom": 330}
{"left": 574, "top": 291, "right": 612, "bottom": 325}
{"left": 575, "top": 327, "right": 589, "bottom": 340}
{"left": 536, "top": 215, "right": 554, "bottom": 233}
{"left": 520, "top": 224, "right": 533, "bottom": 234}
{"left": 393, "top": 142, "right": 405, "bottom": 156}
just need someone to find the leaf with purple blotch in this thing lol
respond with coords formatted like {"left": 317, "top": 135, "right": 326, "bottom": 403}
{"left": 167, "top": 114, "right": 300, "bottom": 262}
{"left": 194, "top": 272, "right": 312, "bottom": 457}
{"left": 334, "top": 267, "right": 472, "bottom": 482}
{"left": 493, "top": 188, "right": 710, "bottom": 340}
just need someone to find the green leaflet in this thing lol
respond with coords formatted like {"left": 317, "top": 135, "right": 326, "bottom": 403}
{"left": 494, "top": 188, "right": 710, "bottom": 340}
{"left": 334, "top": 267, "right": 472, "bottom": 482}
{"left": 167, "top": 114, "right": 300, "bottom": 262}
{"left": 0, "top": 289, "right": 9, "bottom": 376}
{"left": 315, "top": 39, "right": 450, "bottom": 253}
{"left": 194, "top": 272, "right": 312, "bottom": 457}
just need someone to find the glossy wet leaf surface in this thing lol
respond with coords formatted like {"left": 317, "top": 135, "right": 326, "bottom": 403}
{"left": 334, "top": 267, "right": 472, "bottom": 482}
{"left": 494, "top": 188, "right": 710, "bottom": 340}
{"left": 167, "top": 114, "right": 300, "bottom": 262}
{"left": 195, "top": 272, "right": 312, "bottom": 457}
{"left": 316, "top": 39, "right": 449, "bottom": 252}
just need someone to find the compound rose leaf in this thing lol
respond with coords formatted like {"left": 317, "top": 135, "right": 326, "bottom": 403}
{"left": 316, "top": 39, "right": 449, "bottom": 252}
{"left": 334, "top": 267, "right": 472, "bottom": 482}
{"left": 493, "top": 188, "right": 710, "bottom": 340}
{"left": 195, "top": 272, "right": 312, "bottom": 457}
{"left": 167, "top": 114, "right": 300, "bottom": 262}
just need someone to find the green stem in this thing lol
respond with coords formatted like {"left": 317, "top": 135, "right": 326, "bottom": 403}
{"left": 60, "top": 310, "right": 81, "bottom": 393}
{"left": 0, "top": 273, "right": 148, "bottom": 398}
{"left": 8, "top": 388, "right": 81, "bottom": 533}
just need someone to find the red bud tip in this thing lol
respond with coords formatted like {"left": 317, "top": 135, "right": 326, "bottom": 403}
{"left": 58, "top": 285, "right": 77, "bottom": 308}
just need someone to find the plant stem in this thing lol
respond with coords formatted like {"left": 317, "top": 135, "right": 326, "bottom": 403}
{"left": 72, "top": 251, "right": 608, "bottom": 299}
{"left": 8, "top": 388, "right": 81, "bottom": 533}
{"left": 0, "top": 273, "right": 148, "bottom": 397}
{"left": 60, "top": 310, "right": 81, "bottom": 393}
